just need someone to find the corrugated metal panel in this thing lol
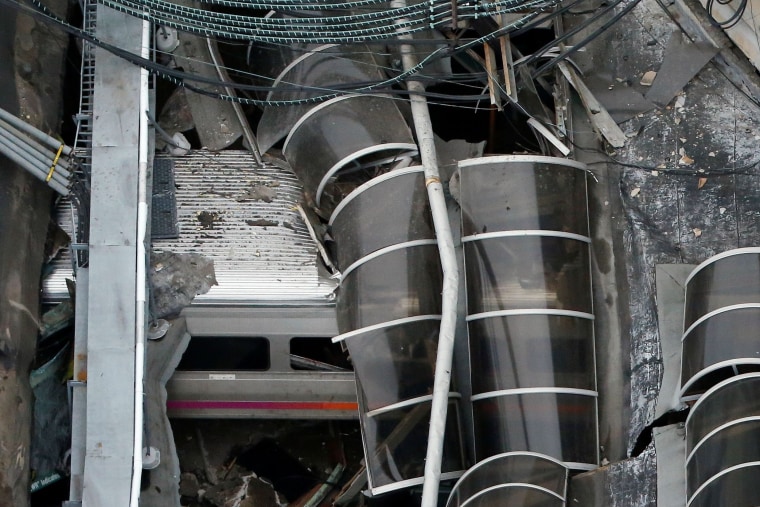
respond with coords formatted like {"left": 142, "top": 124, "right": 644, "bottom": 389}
{"left": 43, "top": 150, "right": 337, "bottom": 303}
{"left": 43, "top": 200, "right": 77, "bottom": 302}
{"left": 154, "top": 150, "right": 336, "bottom": 303}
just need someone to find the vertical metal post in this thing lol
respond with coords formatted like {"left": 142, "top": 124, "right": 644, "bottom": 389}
{"left": 391, "top": 3, "right": 460, "bottom": 505}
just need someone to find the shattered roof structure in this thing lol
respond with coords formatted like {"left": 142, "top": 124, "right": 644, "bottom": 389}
{"left": 6, "top": 0, "right": 760, "bottom": 503}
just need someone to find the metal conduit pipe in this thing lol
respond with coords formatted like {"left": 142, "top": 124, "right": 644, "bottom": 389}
{"left": 0, "top": 135, "right": 72, "bottom": 187}
{"left": 0, "top": 106, "right": 73, "bottom": 156}
{"left": 0, "top": 136, "right": 70, "bottom": 194}
{"left": 390, "top": 1, "right": 460, "bottom": 504}
{"left": 0, "top": 134, "right": 71, "bottom": 190}
{"left": 0, "top": 122, "right": 74, "bottom": 178}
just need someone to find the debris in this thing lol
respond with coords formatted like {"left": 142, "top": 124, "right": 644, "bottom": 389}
{"left": 640, "top": 71, "right": 657, "bottom": 86}
{"left": 292, "top": 464, "right": 345, "bottom": 507}
{"left": 43, "top": 218, "right": 70, "bottom": 264}
{"left": 149, "top": 251, "right": 217, "bottom": 318}
{"left": 697, "top": 177, "right": 707, "bottom": 189}
{"left": 631, "top": 187, "right": 641, "bottom": 197}
{"left": 708, "top": 151, "right": 716, "bottom": 157}
{"left": 245, "top": 219, "right": 278, "bottom": 227}
{"left": 197, "top": 210, "right": 224, "bottom": 229}
{"left": 693, "top": 227, "right": 702, "bottom": 237}
{"left": 158, "top": 87, "right": 195, "bottom": 134}
{"left": 296, "top": 203, "right": 337, "bottom": 274}
{"left": 179, "top": 472, "right": 200, "bottom": 498}
{"left": 527, "top": 117, "right": 570, "bottom": 155}
{"left": 651, "top": 170, "right": 659, "bottom": 176}
{"left": 679, "top": 154, "right": 695, "bottom": 166}
{"left": 674, "top": 95, "right": 686, "bottom": 109}
{"left": 172, "top": 18, "right": 243, "bottom": 150}
{"left": 167, "top": 132, "right": 191, "bottom": 156}
{"left": 558, "top": 62, "right": 627, "bottom": 148}
{"left": 234, "top": 438, "right": 319, "bottom": 502}
{"left": 196, "top": 425, "right": 219, "bottom": 486}
{"left": 236, "top": 184, "right": 278, "bottom": 202}
{"left": 719, "top": 207, "right": 727, "bottom": 214}
{"left": 587, "top": 83, "right": 655, "bottom": 124}
{"left": 645, "top": 31, "right": 719, "bottom": 107}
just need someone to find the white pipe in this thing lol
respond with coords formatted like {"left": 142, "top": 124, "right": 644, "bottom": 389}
{"left": 390, "top": 2, "right": 460, "bottom": 505}
{"left": 129, "top": 16, "right": 150, "bottom": 507}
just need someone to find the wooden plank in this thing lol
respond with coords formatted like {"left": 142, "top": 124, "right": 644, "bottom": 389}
{"left": 483, "top": 43, "right": 500, "bottom": 109}
{"left": 558, "top": 62, "right": 627, "bottom": 148}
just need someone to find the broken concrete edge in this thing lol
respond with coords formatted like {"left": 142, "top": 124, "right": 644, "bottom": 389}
{"left": 654, "top": 264, "right": 694, "bottom": 418}
{"left": 140, "top": 316, "right": 190, "bottom": 507}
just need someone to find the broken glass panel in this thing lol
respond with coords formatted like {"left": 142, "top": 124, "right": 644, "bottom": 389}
{"left": 360, "top": 395, "right": 465, "bottom": 492}
{"left": 472, "top": 393, "right": 598, "bottom": 467}
{"left": 344, "top": 318, "right": 444, "bottom": 411}
{"left": 458, "top": 158, "right": 588, "bottom": 238}
{"left": 337, "top": 244, "right": 442, "bottom": 331}
{"left": 282, "top": 94, "right": 416, "bottom": 212}
{"left": 689, "top": 464, "right": 760, "bottom": 507}
{"left": 684, "top": 252, "right": 760, "bottom": 329}
{"left": 446, "top": 452, "right": 567, "bottom": 507}
{"left": 681, "top": 307, "right": 760, "bottom": 397}
{"left": 686, "top": 374, "right": 760, "bottom": 454}
{"left": 464, "top": 236, "right": 591, "bottom": 315}
{"left": 257, "top": 45, "right": 387, "bottom": 153}
{"left": 687, "top": 418, "right": 760, "bottom": 500}
{"left": 469, "top": 314, "right": 595, "bottom": 394}
{"left": 329, "top": 168, "right": 434, "bottom": 270}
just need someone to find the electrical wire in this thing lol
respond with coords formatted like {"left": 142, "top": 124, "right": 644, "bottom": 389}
{"left": 12, "top": 0, "right": 547, "bottom": 106}
{"left": 94, "top": 0, "right": 559, "bottom": 43}
{"left": 706, "top": 0, "right": 747, "bottom": 29}
{"left": 530, "top": 0, "right": 642, "bottom": 76}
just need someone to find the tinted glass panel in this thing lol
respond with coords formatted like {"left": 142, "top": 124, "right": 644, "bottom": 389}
{"left": 469, "top": 315, "right": 595, "bottom": 394}
{"left": 689, "top": 464, "right": 760, "bottom": 507}
{"left": 338, "top": 244, "right": 442, "bottom": 331}
{"left": 687, "top": 419, "right": 760, "bottom": 498}
{"left": 177, "top": 337, "right": 269, "bottom": 371}
{"left": 361, "top": 397, "right": 464, "bottom": 490}
{"left": 283, "top": 95, "right": 415, "bottom": 208}
{"left": 447, "top": 453, "right": 566, "bottom": 506}
{"left": 329, "top": 170, "right": 435, "bottom": 270}
{"left": 257, "top": 45, "right": 386, "bottom": 152}
{"left": 465, "top": 236, "right": 591, "bottom": 314}
{"left": 345, "top": 318, "right": 443, "bottom": 411}
{"left": 459, "top": 160, "right": 588, "bottom": 237}
{"left": 687, "top": 375, "right": 760, "bottom": 453}
{"left": 473, "top": 393, "right": 598, "bottom": 466}
{"left": 289, "top": 337, "right": 352, "bottom": 371}
{"left": 681, "top": 307, "right": 760, "bottom": 396}
{"left": 684, "top": 253, "right": 760, "bottom": 329}
{"left": 458, "top": 487, "right": 562, "bottom": 507}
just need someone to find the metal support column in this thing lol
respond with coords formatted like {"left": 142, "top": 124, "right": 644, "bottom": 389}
{"left": 81, "top": 6, "right": 143, "bottom": 506}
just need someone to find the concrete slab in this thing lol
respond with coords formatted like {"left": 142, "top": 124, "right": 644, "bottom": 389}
{"left": 568, "top": 442, "right": 656, "bottom": 506}
{"left": 653, "top": 424, "right": 687, "bottom": 507}
{"left": 141, "top": 317, "right": 190, "bottom": 507}
{"left": 654, "top": 264, "right": 694, "bottom": 417}
{"left": 171, "top": 3, "right": 243, "bottom": 151}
